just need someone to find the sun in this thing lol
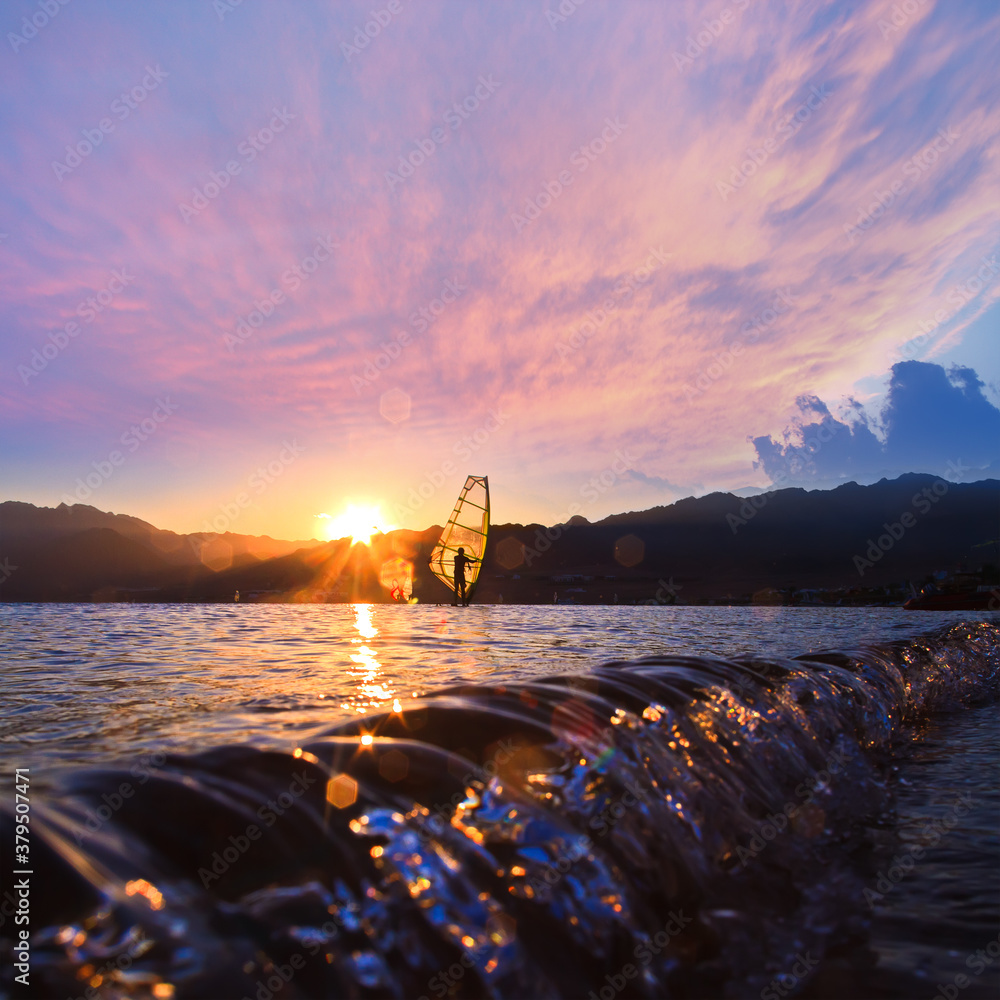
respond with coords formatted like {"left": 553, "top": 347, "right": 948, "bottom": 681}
{"left": 316, "top": 504, "right": 389, "bottom": 545}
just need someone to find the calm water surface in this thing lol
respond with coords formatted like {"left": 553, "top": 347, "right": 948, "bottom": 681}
{"left": 866, "top": 702, "right": 1000, "bottom": 998}
{"left": 0, "top": 603, "right": 982, "bottom": 775}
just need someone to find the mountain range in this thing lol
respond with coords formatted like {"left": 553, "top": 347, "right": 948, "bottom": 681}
{"left": 0, "top": 474, "right": 996, "bottom": 604}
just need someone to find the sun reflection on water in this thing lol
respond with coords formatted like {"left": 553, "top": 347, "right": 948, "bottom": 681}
{"left": 343, "top": 604, "right": 396, "bottom": 714}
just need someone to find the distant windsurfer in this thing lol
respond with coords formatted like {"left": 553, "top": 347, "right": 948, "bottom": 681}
{"left": 428, "top": 475, "right": 489, "bottom": 604}
{"left": 453, "top": 547, "right": 477, "bottom": 606}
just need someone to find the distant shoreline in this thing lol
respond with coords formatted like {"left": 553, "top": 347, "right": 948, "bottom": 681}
{"left": 2, "top": 475, "right": 996, "bottom": 606}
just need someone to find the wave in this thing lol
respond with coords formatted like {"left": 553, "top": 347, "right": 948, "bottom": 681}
{"left": 2, "top": 621, "right": 998, "bottom": 999}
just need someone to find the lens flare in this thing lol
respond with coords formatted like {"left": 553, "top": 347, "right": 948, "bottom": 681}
{"left": 316, "top": 504, "right": 389, "bottom": 545}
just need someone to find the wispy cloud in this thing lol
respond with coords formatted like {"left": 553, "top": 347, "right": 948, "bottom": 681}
{"left": 1, "top": 0, "right": 998, "bottom": 533}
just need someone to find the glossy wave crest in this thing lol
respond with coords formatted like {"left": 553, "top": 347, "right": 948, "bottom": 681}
{"left": 2, "top": 621, "right": 998, "bottom": 999}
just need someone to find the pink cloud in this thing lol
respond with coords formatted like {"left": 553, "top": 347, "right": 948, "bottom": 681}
{"left": 2, "top": 1, "right": 999, "bottom": 536}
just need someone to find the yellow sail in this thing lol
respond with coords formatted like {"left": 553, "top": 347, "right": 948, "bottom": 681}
{"left": 429, "top": 475, "right": 489, "bottom": 602}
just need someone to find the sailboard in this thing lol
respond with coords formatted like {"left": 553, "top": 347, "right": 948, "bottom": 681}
{"left": 429, "top": 475, "right": 489, "bottom": 603}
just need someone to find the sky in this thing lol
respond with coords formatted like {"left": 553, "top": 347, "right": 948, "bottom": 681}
{"left": 1, "top": 0, "right": 998, "bottom": 541}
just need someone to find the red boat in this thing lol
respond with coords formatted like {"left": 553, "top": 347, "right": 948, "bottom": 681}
{"left": 904, "top": 589, "right": 998, "bottom": 610}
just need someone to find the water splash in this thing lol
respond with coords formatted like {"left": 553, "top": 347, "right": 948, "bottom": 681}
{"left": 2, "top": 621, "right": 997, "bottom": 998}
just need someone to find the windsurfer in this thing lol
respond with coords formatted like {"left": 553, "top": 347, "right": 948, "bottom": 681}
{"left": 428, "top": 475, "right": 489, "bottom": 606}
{"left": 454, "top": 547, "right": 478, "bottom": 606}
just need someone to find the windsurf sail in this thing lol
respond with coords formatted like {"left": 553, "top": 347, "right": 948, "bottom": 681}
{"left": 429, "top": 475, "right": 489, "bottom": 602}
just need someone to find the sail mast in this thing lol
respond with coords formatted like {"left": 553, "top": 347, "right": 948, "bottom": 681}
{"left": 428, "top": 475, "right": 490, "bottom": 603}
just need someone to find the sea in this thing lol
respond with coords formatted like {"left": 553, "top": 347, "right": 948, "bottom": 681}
{"left": 1, "top": 603, "right": 998, "bottom": 999}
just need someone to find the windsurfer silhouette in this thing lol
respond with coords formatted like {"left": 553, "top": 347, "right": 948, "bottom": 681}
{"left": 453, "top": 547, "right": 477, "bottom": 606}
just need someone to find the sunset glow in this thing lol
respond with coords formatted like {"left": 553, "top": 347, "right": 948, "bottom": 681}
{"left": 317, "top": 506, "right": 389, "bottom": 546}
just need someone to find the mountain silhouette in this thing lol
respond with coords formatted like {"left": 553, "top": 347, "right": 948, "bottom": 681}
{"left": 1, "top": 475, "right": 996, "bottom": 603}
